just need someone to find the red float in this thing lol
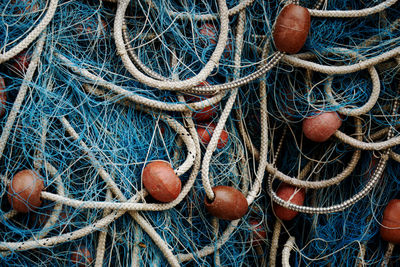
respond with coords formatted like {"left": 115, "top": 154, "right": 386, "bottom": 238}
{"left": 8, "top": 169, "right": 44, "bottom": 213}
{"left": 204, "top": 185, "right": 248, "bottom": 220}
{"left": 197, "top": 123, "right": 229, "bottom": 149}
{"left": 273, "top": 183, "right": 305, "bottom": 221}
{"left": 302, "top": 111, "right": 342, "bottom": 142}
{"left": 142, "top": 160, "right": 181, "bottom": 202}
{"left": 380, "top": 199, "right": 400, "bottom": 244}
{"left": 273, "top": 4, "right": 311, "bottom": 54}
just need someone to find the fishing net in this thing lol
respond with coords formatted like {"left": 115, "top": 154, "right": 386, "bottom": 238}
{"left": 0, "top": 0, "right": 399, "bottom": 266}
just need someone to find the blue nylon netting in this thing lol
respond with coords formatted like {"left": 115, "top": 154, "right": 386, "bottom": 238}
{"left": 0, "top": 0, "right": 400, "bottom": 266}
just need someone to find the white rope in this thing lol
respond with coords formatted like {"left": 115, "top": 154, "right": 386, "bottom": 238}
{"left": 59, "top": 110, "right": 182, "bottom": 266}
{"left": 201, "top": 6, "right": 246, "bottom": 200}
{"left": 282, "top": 236, "right": 296, "bottom": 267}
{"left": 269, "top": 221, "right": 282, "bottom": 267}
{"left": 56, "top": 53, "right": 226, "bottom": 112}
{"left": 168, "top": 0, "right": 254, "bottom": 21}
{"left": 324, "top": 53, "right": 381, "bottom": 116}
{"left": 114, "top": 0, "right": 230, "bottom": 91}
{"left": 265, "top": 117, "right": 362, "bottom": 189}
{"left": 0, "top": 0, "right": 58, "bottom": 64}
{"left": 283, "top": 47, "right": 400, "bottom": 75}
{"left": 0, "top": 32, "right": 46, "bottom": 163}
{"left": 94, "top": 190, "right": 111, "bottom": 267}
{"left": 308, "top": 0, "right": 398, "bottom": 18}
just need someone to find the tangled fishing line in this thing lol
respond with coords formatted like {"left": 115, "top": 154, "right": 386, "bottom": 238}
{"left": 0, "top": 0, "right": 399, "bottom": 266}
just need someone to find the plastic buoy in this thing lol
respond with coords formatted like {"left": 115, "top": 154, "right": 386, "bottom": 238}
{"left": 142, "top": 160, "right": 181, "bottom": 203}
{"left": 8, "top": 170, "right": 44, "bottom": 213}
{"left": 205, "top": 185, "right": 248, "bottom": 220}
{"left": 273, "top": 183, "right": 305, "bottom": 221}
{"left": 380, "top": 199, "right": 400, "bottom": 244}
{"left": 302, "top": 112, "right": 342, "bottom": 142}
{"left": 273, "top": 4, "right": 311, "bottom": 54}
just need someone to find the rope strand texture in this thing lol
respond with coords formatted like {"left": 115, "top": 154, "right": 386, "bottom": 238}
{"left": 0, "top": 0, "right": 399, "bottom": 266}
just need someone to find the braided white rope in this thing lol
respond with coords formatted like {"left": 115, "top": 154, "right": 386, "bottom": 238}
{"left": 268, "top": 99, "right": 400, "bottom": 214}
{"left": 122, "top": 21, "right": 166, "bottom": 82}
{"left": 283, "top": 47, "right": 400, "bottom": 75}
{"left": 0, "top": 210, "right": 17, "bottom": 223}
{"left": 94, "top": 190, "right": 111, "bottom": 267}
{"left": 183, "top": 52, "right": 283, "bottom": 94}
{"left": 333, "top": 78, "right": 400, "bottom": 151}
{"left": 179, "top": 11, "right": 269, "bottom": 260}
{"left": 61, "top": 11, "right": 247, "bottom": 264}
{"left": 0, "top": 212, "right": 124, "bottom": 251}
{"left": 325, "top": 60, "right": 381, "bottom": 116}
{"left": 75, "top": 84, "right": 204, "bottom": 205}
{"left": 177, "top": 143, "right": 251, "bottom": 262}
{"left": 1, "top": 140, "right": 143, "bottom": 251}
{"left": 0, "top": 0, "right": 58, "bottom": 64}
{"left": 235, "top": 100, "right": 260, "bottom": 159}
{"left": 0, "top": 200, "right": 131, "bottom": 250}
{"left": 59, "top": 82, "right": 205, "bottom": 265}
{"left": 56, "top": 52, "right": 226, "bottom": 112}
{"left": 60, "top": 115, "right": 182, "bottom": 266}
{"left": 0, "top": 32, "right": 45, "bottom": 164}
{"left": 59, "top": 112, "right": 182, "bottom": 265}
{"left": 269, "top": 221, "right": 282, "bottom": 267}
{"left": 54, "top": 114, "right": 196, "bottom": 210}
{"left": 72, "top": 86, "right": 198, "bottom": 177}
{"left": 390, "top": 151, "right": 400, "bottom": 163}
{"left": 177, "top": 8, "right": 251, "bottom": 262}
{"left": 308, "top": 0, "right": 398, "bottom": 18}
{"left": 1, "top": 80, "right": 67, "bottom": 256}
{"left": 165, "top": 0, "right": 397, "bottom": 20}
{"left": 369, "top": 127, "right": 397, "bottom": 141}
{"left": 334, "top": 131, "right": 400, "bottom": 150}
{"left": 282, "top": 236, "right": 296, "bottom": 267}
{"left": 233, "top": 39, "right": 274, "bottom": 161}
{"left": 265, "top": 117, "right": 362, "bottom": 189}
{"left": 245, "top": 31, "right": 275, "bottom": 205}
{"left": 268, "top": 152, "right": 388, "bottom": 214}
{"left": 357, "top": 243, "right": 367, "bottom": 267}
{"left": 123, "top": 18, "right": 272, "bottom": 98}
{"left": 211, "top": 217, "right": 221, "bottom": 265}
{"left": 1, "top": 88, "right": 67, "bottom": 256}
{"left": 114, "top": 0, "right": 229, "bottom": 91}
{"left": 168, "top": 0, "right": 254, "bottom": 21}
{"left": 201, "top": 7, "right": 246, "bottom": 200}
{"left": 177, "top": 143, "right": 249, "bottom": 262}
{"left": 201, "top": 88, "right": 238, "bottom": 199}
{"left": 381, "top": 242, "right": 395, "bottom": 267}
{"left": 131, "top": 212, "right": 182, "bottom": 266}
{"left": 131, "top": 224, "right": 142, "bottom": 267}
{"left": 269, "top": 128, "right": 304, "bottom": 267}
{"left": 0, "top": 0, "right": 396, "bottom": 266}
{"left": 200, "top": 54, "right": 282, "bottom": 198}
